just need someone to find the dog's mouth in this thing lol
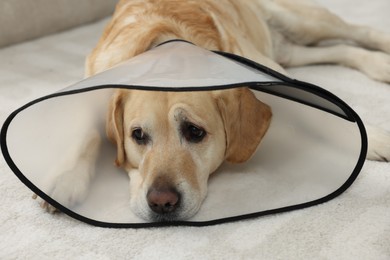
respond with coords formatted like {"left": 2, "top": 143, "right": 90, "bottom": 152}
{"left": 148, "top": 209, "right": 182, "bottom": 222}
{"left": 139, "top": 203, "right": 198, "bottom": 222}
{"left": 147, "top": 203, "right": 202, "bottom": 222}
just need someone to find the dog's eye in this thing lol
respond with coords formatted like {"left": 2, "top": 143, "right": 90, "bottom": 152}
{"left": 182, "top": 123, "right": 207, "bottom": 143}
{"left": 132, "top": 128, "right": 149, "bottom": 145}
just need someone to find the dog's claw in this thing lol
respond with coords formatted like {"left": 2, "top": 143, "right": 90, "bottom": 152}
{"left": 32, "top": 193, "right": 59, "bottom": 214}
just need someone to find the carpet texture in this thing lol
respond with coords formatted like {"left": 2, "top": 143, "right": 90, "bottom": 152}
{"left": 1, "top": 0, "right": 389, "bottom": 259}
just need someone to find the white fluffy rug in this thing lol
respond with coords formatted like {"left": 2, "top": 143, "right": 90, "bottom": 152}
{"left": 1, "top": 0, "right": 390, "bottom": 258}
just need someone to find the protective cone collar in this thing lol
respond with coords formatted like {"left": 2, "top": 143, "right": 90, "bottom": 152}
{"left": 1, "top": 40, "right": 367, "bottom": 228}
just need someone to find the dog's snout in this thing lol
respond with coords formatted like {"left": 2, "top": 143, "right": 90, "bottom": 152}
{"left": 147, "top": 187, "right": 180, "bottom": 214}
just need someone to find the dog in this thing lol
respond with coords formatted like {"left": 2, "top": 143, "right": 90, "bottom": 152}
{"left": 36, "top": 0, "right": 390, "bottom": 221}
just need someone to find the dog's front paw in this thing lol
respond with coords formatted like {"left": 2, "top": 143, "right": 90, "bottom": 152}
{"left": 34, "top": 129, "right": 101, "bottom": 212}
{"left": 366, "top": 125, "right": 390, "bottom": 162}
{"left": 51, "top": 169, "right": 91, "bottom": 207}
{"left": 35, "top": 156, "right": 96, "bottom": 213}
{"left": 32, "top": 167, "right": 91, "bottom": 213}
{"left": 45, "top": 160, "right": 94, "bottom": 210}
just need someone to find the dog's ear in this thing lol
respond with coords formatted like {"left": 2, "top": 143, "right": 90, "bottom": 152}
{"left": 215, "top": 88, "right": 272, "bottom": 163}
{"left": 106, "top": 90, "right": 127, "bottom": 167}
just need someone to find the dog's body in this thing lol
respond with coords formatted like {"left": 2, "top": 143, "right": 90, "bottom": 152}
{"left": 86, "top": 0, "right": 390, "bottom": 81}
{"left": 38, "top": 0, "right": 390, "bottom": 221}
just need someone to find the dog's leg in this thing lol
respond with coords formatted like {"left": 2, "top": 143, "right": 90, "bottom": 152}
{"left": 269, "top": 0, "right": 390, "bottom": 53}
{"left": 35, "top": 129, "right": 101, "bottom": 212}
{"left": 340, "top": 25, "right": 390, "bottom": 55}
{"left": 268, "top": 0, "right": 390, "bottom": 81}
{"left": 278, "top": 43, "right": 390, "bottom": 83}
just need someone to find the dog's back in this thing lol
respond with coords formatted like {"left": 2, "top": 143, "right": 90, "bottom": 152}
{"left": 86, "top": 0, "right": 275, "bottom": 76}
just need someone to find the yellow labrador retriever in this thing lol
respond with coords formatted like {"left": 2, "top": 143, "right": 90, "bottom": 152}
{"left": 38, "top": 0, "right": 390, "bottom": 221}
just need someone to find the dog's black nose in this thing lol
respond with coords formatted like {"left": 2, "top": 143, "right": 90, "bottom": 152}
{"left": 147, "top": 188, "right": 180, "bottom": 214}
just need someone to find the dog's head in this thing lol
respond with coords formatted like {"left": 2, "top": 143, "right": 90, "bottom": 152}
{"left": 106, "top": 88, "right": 271, "bottom": 221}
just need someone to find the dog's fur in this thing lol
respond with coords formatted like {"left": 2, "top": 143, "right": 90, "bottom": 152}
{"left": 37, "top": 0, "right": 390, "bottom": 221}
